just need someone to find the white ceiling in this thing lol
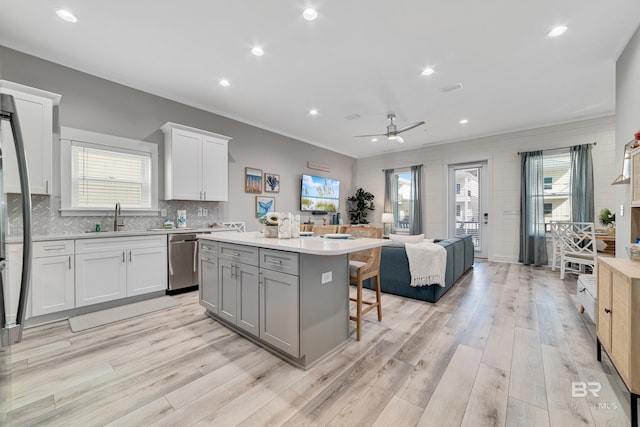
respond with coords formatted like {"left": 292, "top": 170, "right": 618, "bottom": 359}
{"left": 1, "top": 1, "right": 639, "bottom": 158}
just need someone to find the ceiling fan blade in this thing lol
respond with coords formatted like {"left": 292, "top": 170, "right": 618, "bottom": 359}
{"left": 354, "top": 133, "right": 387, "bottom": 138}
{"left": 396, "top": 121, "right": 425, "bottom": 134}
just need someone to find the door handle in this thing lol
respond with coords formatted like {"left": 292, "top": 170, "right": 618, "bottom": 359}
{"left": 604, "top": 308, "right": 611, "bottom": 314}
{"left": 483, "top": 212, "right": 488, "bottom": 225}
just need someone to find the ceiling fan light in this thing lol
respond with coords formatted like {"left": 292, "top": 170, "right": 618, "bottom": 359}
{"left": 548, "top": 25, "right": 567, "bottom": 37}
{"left": 303, "top": 8, "right": 318, "bottom": 21}
{"left": 396, "top": 135, "right": 405, "bottom": 143}
{"left": 387, "top": 134, "right": 396, "bottom": 141}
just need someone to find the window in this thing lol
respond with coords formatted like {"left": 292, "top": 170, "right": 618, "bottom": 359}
{"left": 392, "top": 170, "right": 412, "bottom": 231}
{"left": 540, "top": 150, "right": 571, "bottom": 229}
{"left": 456, "top": 183, "right": 461, "bottom": 194}
{"left": 456, "top": 205, "right": 461, "bottom": 217}
{"left": 60, "top": 127, "right": 158, "bottom": 216}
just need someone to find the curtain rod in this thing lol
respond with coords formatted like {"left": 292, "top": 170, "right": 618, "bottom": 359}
{"left": 517, "top": 141, "right": 597, "bottom": 155}
{"left": 381, "top": 163, "right": 423, "bottom": 172}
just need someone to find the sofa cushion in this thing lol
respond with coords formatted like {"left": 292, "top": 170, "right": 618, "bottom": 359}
{"left": 389, "top": 233, "right": 424, "bottom": 243}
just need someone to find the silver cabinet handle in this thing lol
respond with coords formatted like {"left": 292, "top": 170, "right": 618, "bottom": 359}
{"left": 269, "top": 259, "right": 283, "bottom": 265}
{"left": 204, "top": 191, "right": 207, "bottom": 199}
{"left": 68, "top": 255, "right": 71, "bottom": 269}
{"left": 122, "top": 251, "right": 125, "bottom": 263}
{"left": 201, "top": 257, "right": 210, "bottom": 262}
{"left": 46, "top": 180, "right": 49, "bottom": 194}
{"left": 44, "top": 246, "right": 66, "bottom": 251}
{"left": 193, "top": 242, "right": 198, "bottom": 273}
{"left": 230, "top": 251, "right": 241, "bottom": 257}
{"left": 129, "top": 251, "right": 132, "bottom": 263}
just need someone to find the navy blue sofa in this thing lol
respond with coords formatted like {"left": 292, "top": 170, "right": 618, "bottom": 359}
{"left": 370, "top": 235, "right": 474, "bottom": 303}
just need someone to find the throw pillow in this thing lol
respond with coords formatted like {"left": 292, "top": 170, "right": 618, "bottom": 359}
{"left": 389, "top": 233, "right": 424, "bottom": 243}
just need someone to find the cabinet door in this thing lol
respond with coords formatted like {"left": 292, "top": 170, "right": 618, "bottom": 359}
{"left": 0, "top": 87, "right": 55, "bottom": 195}
{"left": 597, "top": 263, "right": 612, "bottom": 350}
{"left": 219, "top": 259, "right": 237, "bottom": 323}
{"left": 200, "top": 256, "right": 219, "bottom": 313}
{"left": 260, "top": 269, "right": 299, "bottom": 357}
{"left": 237, "top": 264, "right": 260, "bottom": 336}
{"left": 75, "top": 250, "right": 127, "bottom": 307}
{"left": 31, "top": 255, "right": 75, "bottom": 316}
{"left": 611, "top": 271, "right": 631, "bottom": 380}
{"left": 201, "top": 136, "right": 228, "bottom": 201}
{"left": 166, "top": 128, "right": 202, "bottom": 200}
{"left": 127, "top": 246, "right": 168, "bottom": 296}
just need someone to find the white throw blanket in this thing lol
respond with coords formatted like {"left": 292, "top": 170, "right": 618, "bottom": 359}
{"left": 405, "top": 241, "right": 447, "bottom": 287}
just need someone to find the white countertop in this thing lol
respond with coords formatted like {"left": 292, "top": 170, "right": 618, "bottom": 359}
{"left": 7, "top": 226, "right": 232, "bottom": 243}
{"left": 199, "top": 231, "right": 389, "bottom": 255}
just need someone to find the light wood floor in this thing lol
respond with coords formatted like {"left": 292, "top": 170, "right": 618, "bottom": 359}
{"left": 3, "top": 261, "right": 634, "bottom": 426}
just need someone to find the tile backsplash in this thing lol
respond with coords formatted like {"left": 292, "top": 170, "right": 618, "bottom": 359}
{"left": 7, "top": 195, "right": 225, "bottom": 236}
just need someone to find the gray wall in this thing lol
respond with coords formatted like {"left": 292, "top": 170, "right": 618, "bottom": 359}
{"left": 356, "top": 116, "right": 616, "bottom": 263}
{"left": 615, "top": 25, "right": 640, "bottom": 256}
{"left": 0, "top": 46, "right": 356, "bottom": 234}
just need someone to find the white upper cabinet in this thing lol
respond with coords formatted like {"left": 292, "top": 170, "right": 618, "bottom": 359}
{"left": 161, "top": 122, "right": 231, "bottom": 201}
{"left": 0, "top": 80, "right": 61, "bottom": 195}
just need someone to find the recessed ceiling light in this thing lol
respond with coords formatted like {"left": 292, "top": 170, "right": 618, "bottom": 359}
{"left": 251, "top": 47, "right": 264, "bottom": 56}
{"left": 55, "top": 9, "right": 77, "bottom": 23}
{"left": 459, "top": 119, "right": 469, "bottom": 124}
{"left": 303, "top": 8, "right": 318, "bottom": 21}
{"left": 548, "top": 25, "right": 568, "bottom": 37}
{"left": 421, "top": 68, "right": 435, "bottom": 76}
{"left": 309, "top": 109, "right": 319, "bottom": 116}
{"left": 371, "top": 138, "right": 378, "bottom": 142}
{"left": 219, "top": 79, "right": 230, "bottom": 87}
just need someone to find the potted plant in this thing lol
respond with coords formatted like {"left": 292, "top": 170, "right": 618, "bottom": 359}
{"left": 599, "top": 208, "right": 615, "bottom": 230}
{"left": 347, "top": 188, "right": 375, "bottom": 224}
{"left": 258, "top": 213, "right": 279, "bottom": 237}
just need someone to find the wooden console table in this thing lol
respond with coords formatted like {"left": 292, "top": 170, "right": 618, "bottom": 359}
{"left": 597, "top": 257, "right": 640, "bottom": 426}
{"left": 596, "top": 233, "right": 616, "bottom": 255}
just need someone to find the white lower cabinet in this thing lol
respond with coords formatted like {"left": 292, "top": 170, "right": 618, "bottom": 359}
{"left": 32, "top": 240, "right": 75, "bottom": 316}
{"left": 75, "top": 235, "right": 167, "bottom": 307}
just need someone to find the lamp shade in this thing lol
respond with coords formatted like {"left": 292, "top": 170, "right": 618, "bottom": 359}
{"left": 381, "top": 213, "right": 394, "bottom": 224}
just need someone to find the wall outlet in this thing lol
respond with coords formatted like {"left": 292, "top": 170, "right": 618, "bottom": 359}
{"left": 203, "top": 208, "right": 208, "bottom": 216}
{"left": 160, "top": 208, "right": 167, "bottom": 217}
{"left": 321, "top": 271, "right": 332, "bottom": 284}
{"left": 197, "top": 207, "right": 203, "bottom": 217}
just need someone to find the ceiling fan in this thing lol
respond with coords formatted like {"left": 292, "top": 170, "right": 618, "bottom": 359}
{"left": 355, "top": 112, "right": 425, "bottom": 143}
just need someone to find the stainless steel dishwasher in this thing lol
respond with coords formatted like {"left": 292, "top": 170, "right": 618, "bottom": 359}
{"left": 168, "top": 233, "right": 198, "bottom": 292}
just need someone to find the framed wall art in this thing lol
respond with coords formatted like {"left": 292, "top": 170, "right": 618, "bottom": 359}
{"left": 245, "top": 167, "right": 263, "bottom": 193}
{"left": 264, "top": 172, "right": 280, "bottom": 193}
{"left": 256, "top": 196, "right": 275, "bottom": 217}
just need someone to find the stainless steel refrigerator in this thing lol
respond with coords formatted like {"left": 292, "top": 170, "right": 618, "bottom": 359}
{"left": 0, "top": 93, "right": 33, "bottom": 422}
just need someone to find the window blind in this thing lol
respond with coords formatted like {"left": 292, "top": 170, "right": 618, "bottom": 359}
{"left": 542, "top": 150, "right": 571, "bottom": 227}
{"left": 71, "top": 144, "right": 152, "bottom": 208}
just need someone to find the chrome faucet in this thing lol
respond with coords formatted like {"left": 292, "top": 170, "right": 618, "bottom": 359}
{"left": 114, "top": 202, "right": 124, "bottom": 231}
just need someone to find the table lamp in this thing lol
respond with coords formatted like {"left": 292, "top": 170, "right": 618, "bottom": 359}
{"left": 381, "top": 212, "right": 394, "bottom": 236}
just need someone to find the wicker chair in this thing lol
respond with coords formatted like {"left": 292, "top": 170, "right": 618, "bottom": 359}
{"left": 311, "top": 225, "right": 338, "bottom": 235}
{"left": 345, "top": 226, "right": 383, "bottom": 340}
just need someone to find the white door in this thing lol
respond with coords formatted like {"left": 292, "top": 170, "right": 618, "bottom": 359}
{"left": 201, "top": 136, "right": 228, "bottom": 201}
{"left": 449, "top": 162, "right": 489, "bottom": 258}
{"left": 75, "top": 250, "right": 127, "bottom": 307}
{"left": 168, "top": 128, "right": 201, "bottom": 200}
{"left": 31, "top": 255, "right": 75, "bottom": 316}
{"left": 127, "top": 246, "right": 168, "bottom": 296}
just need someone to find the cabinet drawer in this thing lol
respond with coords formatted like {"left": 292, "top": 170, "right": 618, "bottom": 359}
{"left": 219, "top": 243, "right": 258, "bottom": 266}
{"left": 76, "top": 235, "right": 167, "bottom": 253}
{"left": 200, "top": 241, "right": 218, "bottom": 257}
{"left": 259, "top": 249, "right": 299, "bottom": 276}
{"left": 34, "top": 240, "right": 74, "bottom": 257}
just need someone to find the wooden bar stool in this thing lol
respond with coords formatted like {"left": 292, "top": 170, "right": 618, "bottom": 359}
{"left": 347, "top": 227, "right": 383, "bottom": 340}
{"left": 311, "top": 225, "right": 338, "bottom": 235}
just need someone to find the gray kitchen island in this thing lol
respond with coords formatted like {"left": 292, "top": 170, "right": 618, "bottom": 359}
{"left": 197, "top": 231, "right": 388, "bottom": 369}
